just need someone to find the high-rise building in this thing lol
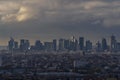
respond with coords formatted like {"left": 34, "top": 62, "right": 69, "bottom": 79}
{"left": 25, "top": 40, "right": 30, "bottom": 50}
{"left": 8, "top": 37, "right": 15, "bottom": 51}
{"left": 59, "top": 39, "right": 65, "bottom": 51}
{"left": 111, "top": 35, "right": 117, "bottom": 51}
{"left": 53, "top": 39, "right": 57, "bottom": 51}
{"left": 69, "top": 36, "right": 77, "bottom": 51}
{"left": 96, "top": 41, "right": 102, "bottom": 52}
{"left": 74, "top": 39, "right": 78, "bottom": 51}
{"left": 14, "top": 41, "right": 18, "bottom": 49}
{"left": 116, "top": 42, "right": 120, "bottom": 51}
{"left": 69, "top": 41, "right": 74, "bottom": 51}
{"left": 35, "top": 40, "right": 43, "bottom": 51}
{"left": 71, "top": 36, "right": 76, "bottom": 42}
{"left": 85, "top": 40, "right": 92, "bottom": 52}
{"left": 79, "top": 37, "right": 84, "bottom": 51}
{"left": 20, "top": 39, "right": 30, "bottom": 51}
{"left": 44, "top": 42, "right": 54, "bottom": 51}
{"left": 64, "top": 39, "right": 70, "bottom": 50}
{"left": 102, "top": 38, "right": 108, "bottom": 51}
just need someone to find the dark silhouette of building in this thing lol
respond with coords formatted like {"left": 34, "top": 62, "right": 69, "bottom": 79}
{"left": 59, "top": 39, "right": 65, "bottom": 51}
{"left": 44, "top": 42, "right": 54, "bottom": 51}
{"left": 96, "top": 41, "right": 102, "bottom": 52}
{"left": 111, "top": 35, "right": 117, "bottom": 52}
{"left": 79, "top": 37, "right": 84, "bottom": 51}
{"left": 53, "top": 39, "right": 57, "bottom": 51}
{"left": 102, "top": 38, "right": 108, "bottom": 51}
{"left": 64, "top": 39, "right": 70, "bottom": 51}
{"left": 85, "top": 40, "right": 92, "bottom": 52}
{"left": 20, "top": 39, "right": 30, "bottom": 51}
{"left": 14, "top": 41, "right": 18, "bottom": 49}
{"left": 74, "top": 39, "right": 78, "bottom": 51}
{"left": 116, "top": 42, "right": 120, "bottom": 51}
{"left": 34, "top": 40, "right": 43, "bottom": 51}
{"left": 8, "top": 37, "right": 15, "bottom": 51}
{"left": 69, "top": 36, "right": 77, "bottom": 51}
{"left": 7, "top": 35, "right": 120, "bottom": 53}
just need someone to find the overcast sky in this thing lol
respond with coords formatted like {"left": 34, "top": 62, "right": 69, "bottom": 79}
{"left": 0, "top": 0, "right": 120, "bottom": 45}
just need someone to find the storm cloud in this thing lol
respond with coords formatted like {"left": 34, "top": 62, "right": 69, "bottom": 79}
{"left": 0, "top": 0, "right": 120, "bottom": 45}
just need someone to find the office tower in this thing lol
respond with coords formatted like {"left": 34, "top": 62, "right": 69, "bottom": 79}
{"left": 20, "top": 39, "right": 24, "bottom": 51}
{"left": 96, "top": 41, "right": 102, "bottom": 52}
{"left": 64, "top": 39, "right": 70, "bottom": 50}
{"left": 59, "top": 39, "right": 65, "bottom": 51}
{"left": 20, "top": 39, "right": 30, "bottom": 51}
{"left": 25, "top": 40, "right": 30, "bottom": 50}
{"left": 74, "top": 39, "right": 79, "bottom": 51}
{"left": 116, "top": 42, "right": 120, "bottom": 51}
{"left": 14, "top": 41, "right": 18, "bottom": 49}
{"left": 35, "top": 40, "right": 43, "bottom": 51}
{"left": 8, "top": 37, "right": 15, "bottom": 51}
{"left": 44, "top": 42, "right": 54, "bottom": 51}
{"left": 69, "top": 36, "right": 76, "bottom": 51}
{"left": 71, "top": 36, "right": 76, "bottom": 42}
{"left": 85, "top": 40, "right": 92, "bottom": 52}
{"left": 79, "top": 37, "right": 84, "bottom": 51}
{"left": 69, "top": 36, "right": 78, "bottom": 51}
{"left": 111, "top": 35, "right": 117, "bottom": 51}
{"left": 53, "top": 39, "right": 57, "bottom": 51}
{"left": 102, "top": 38, "right": 108, "bottom": 51}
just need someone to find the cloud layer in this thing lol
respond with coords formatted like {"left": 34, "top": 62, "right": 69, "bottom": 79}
{"left": 1, "top": 0, "right": 120, "bottom": 26}
{"left": 0, "top": 0, "right": 120, "bottom": 45}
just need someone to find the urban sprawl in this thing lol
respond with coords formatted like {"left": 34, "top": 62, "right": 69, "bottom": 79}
{"left": 0, "top": 35, "right": 119, "bottom": 80}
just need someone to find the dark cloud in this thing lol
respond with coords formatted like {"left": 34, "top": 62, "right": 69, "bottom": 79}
{"left": 0, "top": 0, "right": 120, "bottom": 45}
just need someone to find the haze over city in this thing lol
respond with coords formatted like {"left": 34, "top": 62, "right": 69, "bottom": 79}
{"left": 0, "top": 0, "right": 120, "bottom": 45}
{"left": 1, "top": 1, "right": 120, "bottom": 80}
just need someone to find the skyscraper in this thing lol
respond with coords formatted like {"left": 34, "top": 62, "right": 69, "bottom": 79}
{"left": 14, "top": 41, "right": 18, "bottom": 49}
{"left": 102, "top": 38, "right": 108, "bottom": 51}
{"left": 20, "top": 39, "right": 30, "bottom": 51}
{"left": 64, "top": 39, "right": 70, "bottom": 50}
{"left": 96, "top": 41, "right": 102, "bottom": 52}
{"left": 35, "top": 40, "right": 43, "bottom": 51}
{"left": 69, "top": 36, "right": 78, "bottom": 51}
{"left": 116, "top": 42, "right": 120, "bottom": 51}
{"left": 8, "top": 37, "right": 15, "bottom": 51}
{"left": 85, "top": 40, "right": 92, "bottom": 52}
{"left": 111, "top": 35, "right": 117, "bottom": 51}
{"left": 79, "top": 37, "right": 84, "bottom": 51}
{"left": 53, "top": 39, "right": 57, "bottom": 51}
{"left": 44, "top": 42, "right": 54, "bottom": 51}
{"left": 59, "top": 39, "right": 65, "bottom": 51}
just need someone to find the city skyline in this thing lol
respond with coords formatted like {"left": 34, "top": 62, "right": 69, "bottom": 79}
{"left": 7, "top": 35, "right": 120, "bottom": 53}
{"left": 0, "top": 0, "right": 120, "bottom": 45}
{"left": 0, "top": 34, "right": 118, "bottom": 46}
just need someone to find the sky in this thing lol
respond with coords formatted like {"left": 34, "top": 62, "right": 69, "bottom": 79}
{"left": 0, "top": 0, "right": 120, "bottom": 45}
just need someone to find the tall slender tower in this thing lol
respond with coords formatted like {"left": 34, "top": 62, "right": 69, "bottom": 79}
{"left": 79, "top": 37, "right": 84, "bottom": 51}
{"left": 111, "top": 35, "right": 117, "bottom": 51}
{"left": 102, "top": 38, "right": 108, "bottom": 51}
{"left": 53, "top": 39, "right": 57, "bottom": 51}
{"left": 8, "top": 37, "right": 15, "bottom": 51}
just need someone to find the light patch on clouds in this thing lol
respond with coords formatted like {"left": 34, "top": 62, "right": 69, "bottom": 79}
{"left": 16, "top": 6, "right": 35, "bottom": 22}
{"left": 103, "top": 18, "right": 120, "bottom": 27}
{"left": 83, "top": 1, "right": 108, "bottom": 10}
{"left": 0, "top": 0, "right": 120, "bottom": 27}
{"left": 0, "top": 0, "right": 120, "bottom": 45}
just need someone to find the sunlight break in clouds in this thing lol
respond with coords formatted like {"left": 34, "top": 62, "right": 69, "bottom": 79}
{"left": 0, "top": 0, "right": 37, "bottom": 23}
{"left": 1, "top": 6, "right": 33, "bottom": 22}
{"left": 16, "top": 6, "right": 34, "bottom": 22}
{"left": 0, "top": 0, "right": 120, "bottom": 45}
{"left": 1, "top": 0, "right": 120, "bottom": 26}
